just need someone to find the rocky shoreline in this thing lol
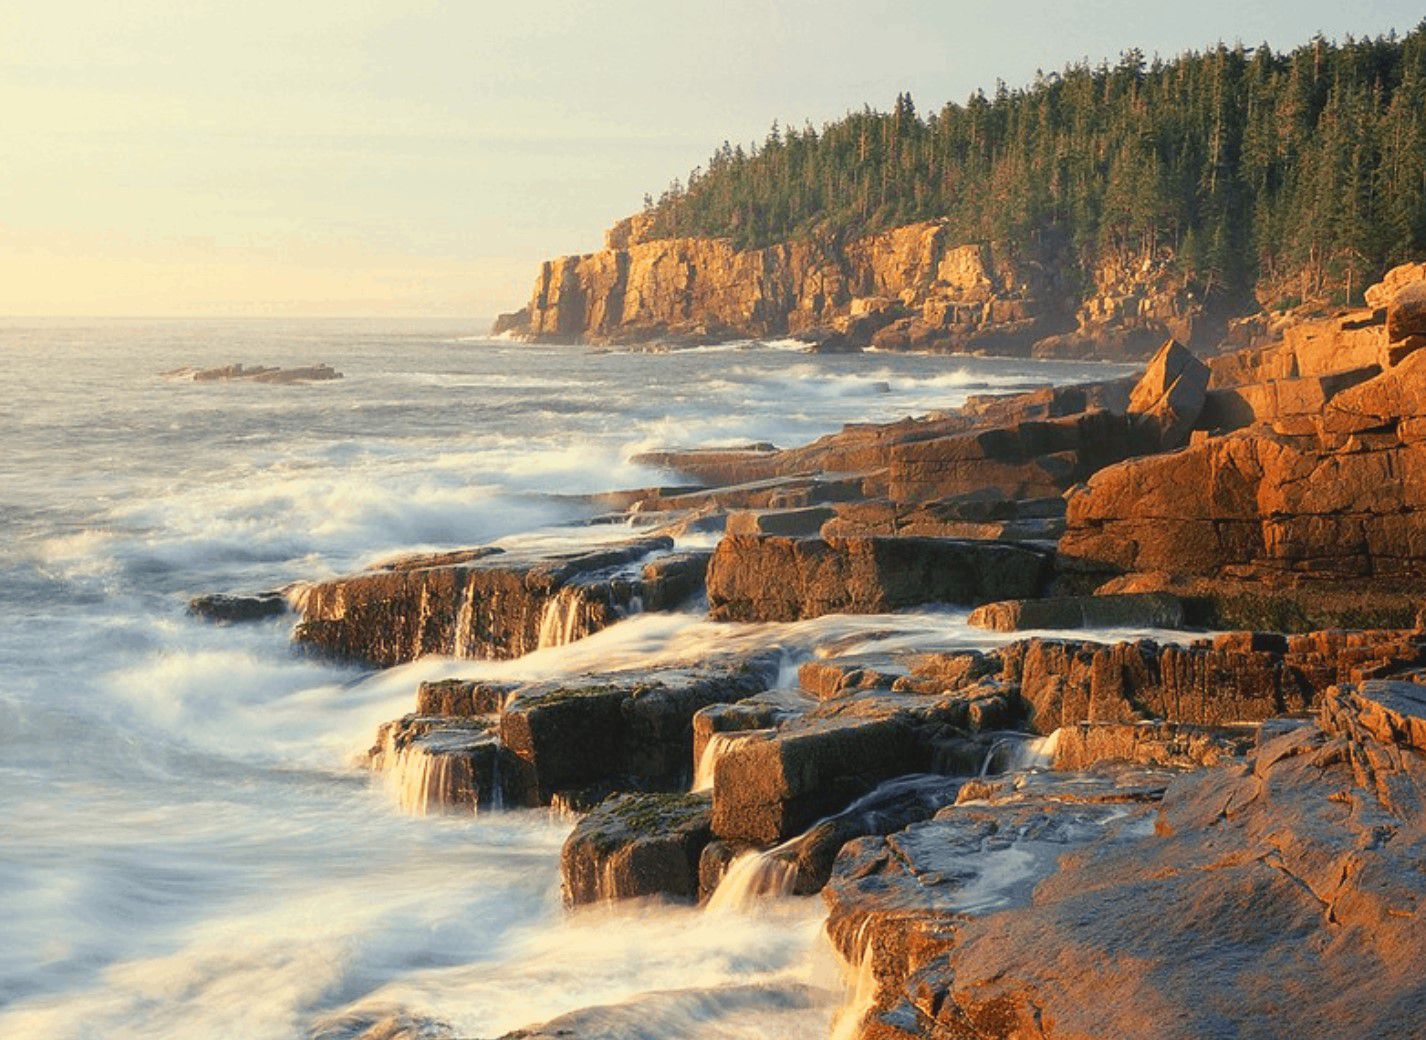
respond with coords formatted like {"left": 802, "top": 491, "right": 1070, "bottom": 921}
{"left": 491, "top": 218, "right": 1219, "bottom": 362}
{"left": 210, "top": 263, "right": 1426, "bottom": 1038}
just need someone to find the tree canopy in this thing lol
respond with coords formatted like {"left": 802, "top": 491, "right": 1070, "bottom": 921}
{"left": 644, "top": 26, "right": 1426, "bottom": 307}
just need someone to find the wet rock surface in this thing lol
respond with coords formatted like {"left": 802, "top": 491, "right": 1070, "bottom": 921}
{"left": 296, "top": 259, "right": 1426, "bottom": 1040}
{"left": 561, "top": 792, "right": 712, "bottom": 905}
{"left": 188, "top": 591, "right": 289, "bottom": 623}
{"left": 369, "top": 655, "right": 781, "bottom": 812}
{"left": 294, "top": 536, "right": 679, "bottom": 666}
{"left": 825, "top": 688, "right": 1426, "bottom": 1040}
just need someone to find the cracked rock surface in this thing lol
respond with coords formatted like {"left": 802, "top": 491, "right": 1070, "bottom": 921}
{"left": 825, "top": 687, "right": 1426, "bottom": 1040}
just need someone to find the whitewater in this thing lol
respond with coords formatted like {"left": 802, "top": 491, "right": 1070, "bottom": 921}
{"left": 0, "top": 317, "right": 1141, "bottom": 1039}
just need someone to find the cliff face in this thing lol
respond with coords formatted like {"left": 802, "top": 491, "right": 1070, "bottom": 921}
{"left": 495, "top": 219, "right": 1216, "bottom": 360}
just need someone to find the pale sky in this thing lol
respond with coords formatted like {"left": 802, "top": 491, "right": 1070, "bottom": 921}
{"left": 2, "top": 1, "right": 1421, "bottom": 318}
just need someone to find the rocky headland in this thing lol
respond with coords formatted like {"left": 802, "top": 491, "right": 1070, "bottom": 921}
{"left": 213, "top": 262, "right": 1426, "bottom": 1038}
{"left": 493, "top": 218, "right": 1215, "bottom": 361}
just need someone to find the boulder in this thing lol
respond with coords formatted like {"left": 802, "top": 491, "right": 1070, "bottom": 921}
{"left": 1126, "top": 339, "right": 1209, "bottom": 447}
{"left": 637, "top": 550, "right": 710, "bottom": 611}
{"left": 706, "top": 685, "right": 1010, "bottom": 846}
{"left": 705, "top": 535, "right": 1052, "bottom": 622}
{"left": 1387, "top": 279, "right": 1426, "bottom": 342}
{"left": 1365, "top": 260, "right": 1426, "bottom": 309}
{"left": 560, "top": 792, "right": 712, "bottom": 904}
{"left": 710, "top": 714, "right": 920, "bottom": 844}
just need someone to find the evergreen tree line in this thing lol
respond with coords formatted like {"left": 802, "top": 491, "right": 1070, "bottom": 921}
{"left": 643, "top": 26, "right": 1426, "bottom": 307}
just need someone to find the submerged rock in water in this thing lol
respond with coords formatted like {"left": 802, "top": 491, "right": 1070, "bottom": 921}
{"left": 163, "top": 362, "right": 342, "bottom": 384}
{"left": 492, "top": 982, "right": 833, "bottom": 1040}
{"left": 560, "top": 791, "right": 712, "bottom": 905}
{"left": 823, "top": 685, "right": 1426, "bottom": 1040}
{"left": 294, "top": 535, "right": 681, "bottom": 666}
{"left": 187, "top": 590, "right": 289, "bottom": 623}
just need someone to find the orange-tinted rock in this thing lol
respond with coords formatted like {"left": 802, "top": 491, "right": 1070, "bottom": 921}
{"left": 1126, "top": 339, "right": 1209, "bottom": 447}
{"left": 560, "top": 792, "right": 712, "bottom": 905}
{"left": 505, "top": 222, "right": 1060, "bottom": 351}
{"left": 825, "top": 704, "right": 1426, "bottom": 1040}
{"left": 997, "top": 629, "right": 1426, "bottom": 733}
{"left": 1060, "top": 355, "right": 1426, "bottom": 590}
{"left": 966, "top": 592, "right": 1183, "bottom": 632}
{"left": 1386, "top": 279, "right": 1426, "bottom": 342}
{"left": 705, "top": 535, "right": 1052, "bottom": 622}
{"left": 294, "top": 537, "right": 674, "bottom": 666}
{"left": 883, "top": 410, "right": 1138, "bottom": 503}
{"left": 1200, "top": 366, "right": 1379, "bottom": 430}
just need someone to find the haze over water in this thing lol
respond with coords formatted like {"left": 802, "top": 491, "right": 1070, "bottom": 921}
{"left": 0, "top": 319, "right": 1127, "bottom": 1039}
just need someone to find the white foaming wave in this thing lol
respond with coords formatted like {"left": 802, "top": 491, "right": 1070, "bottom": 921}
{"left": 0, "top": 811, "right": 567, "bottom": 1040}
{"left": 327, "top": 895, "right": 840, "bottom": 1040}
{"left": 75, "top": 467, "right": 577, "bottom": 592}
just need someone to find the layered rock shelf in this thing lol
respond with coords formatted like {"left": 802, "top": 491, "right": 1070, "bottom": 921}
{"left": 824, "top": 689, "right": 1426, "bottom": 1040}
{"left": 294, "top": 536, "right": 705, "bottom": 666}
{"left": 705, "top": 535, "right": 1053, "bottom": 622}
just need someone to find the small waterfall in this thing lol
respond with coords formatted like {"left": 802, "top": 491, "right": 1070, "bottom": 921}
{"left": 829, "top": 928, "right": 879, "bottom": 1040}
{"left": 368, "top": 723, "right": 486, "bottom": 816}
{"left": 691, "top": 731, "right": 754, "bottom": 792}
{"left": 978, "top": 728, "right": 1062, "bottom": 777}
{"left": 488, "top": 751, "right": 504, "bottom": 811}
{"left": 537, "top": 588, "right": 585, "bottom": 649}
{"left": 372, "top": 743, "right": 476, "bottom": 817}
{"left": 451, "top": 575, "right": 477, "bottom": 658}
{"left": 705, "top": 773, "right": 961, "bottom": 913}
{"left": 705, "top": 849, "right": 799, "bottom": 912}
{"left": 283, "top": 582, "right": 314, "bottom": 613}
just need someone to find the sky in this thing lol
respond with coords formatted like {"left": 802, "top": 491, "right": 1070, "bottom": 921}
{"left": 2, "top": 1, "right": 1422, "bottom": 319}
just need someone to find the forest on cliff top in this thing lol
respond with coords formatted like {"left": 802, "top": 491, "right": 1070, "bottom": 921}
{"left": 643, "top": 26, "right": 1426, "bottom": 307}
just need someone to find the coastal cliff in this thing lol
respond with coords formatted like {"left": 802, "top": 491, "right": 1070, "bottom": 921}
{"left": 494, "top": 219, "right": 1209, "bottom": 361}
